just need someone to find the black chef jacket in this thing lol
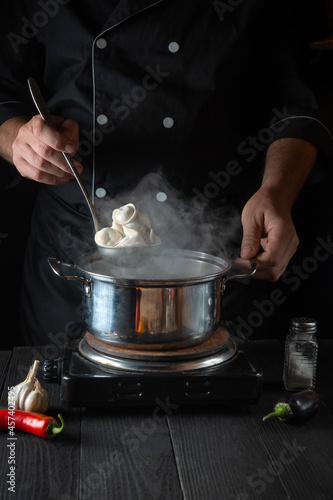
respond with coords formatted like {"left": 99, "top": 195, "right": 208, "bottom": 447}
{"left": 0, "top": 0, "right": 332, "bottom": 346}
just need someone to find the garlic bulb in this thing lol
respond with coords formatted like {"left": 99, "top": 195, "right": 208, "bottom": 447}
{"left": 13, "top": 360, "right": 50, "bottom": 413}
{"left": 24, "top": 378, "right": 50, "bottom": 413}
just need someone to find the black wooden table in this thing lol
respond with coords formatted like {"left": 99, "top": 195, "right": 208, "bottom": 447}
{"left": 1, "top": 340, "right": 333, "bottom": 500}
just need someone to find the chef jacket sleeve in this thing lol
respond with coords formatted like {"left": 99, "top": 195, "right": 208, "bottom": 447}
{"left": 259, "top": 1, "right": 333, "bottom": 165}
{"left": 0, "top": 1, "right": 44, "bottom": 126}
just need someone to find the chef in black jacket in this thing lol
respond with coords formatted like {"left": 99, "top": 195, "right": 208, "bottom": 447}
{"left": 0, "top": 0, "right": 332, "bottom": 346}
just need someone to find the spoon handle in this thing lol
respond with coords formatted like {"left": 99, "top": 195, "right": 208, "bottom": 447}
{"left": 27, "top": 77, "right": 99, "bottom": 233}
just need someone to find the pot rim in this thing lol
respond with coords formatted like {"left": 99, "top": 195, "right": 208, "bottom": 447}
{"left": 75, "top": 249, "right": 232, "bottom": 287}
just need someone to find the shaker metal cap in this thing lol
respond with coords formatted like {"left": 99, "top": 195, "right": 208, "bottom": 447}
{"left": 290, "top": 317, "right": 317, "bottom": 333}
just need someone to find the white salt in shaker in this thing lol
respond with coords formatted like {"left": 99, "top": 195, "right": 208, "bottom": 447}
{"left": 283, "top": 317, "right": 318, "bottom": 391}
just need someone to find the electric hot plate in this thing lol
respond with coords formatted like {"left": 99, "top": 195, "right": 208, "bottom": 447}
{"left": 43, "top": 323, "right": 263, "bottom": 408}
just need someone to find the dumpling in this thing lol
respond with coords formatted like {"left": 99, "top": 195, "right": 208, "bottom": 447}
{"left": 95, "top": 203, "right": 161, "bottom": 248}
{"left": 94, "top": 227, "right": 123, "bottom": 247}
{"left": 112, "top": 203, "right": 137, "bottom": 225}
{"left": 123, "top": 222, "right": 147, "bottom": 238}
{"left": 115, "top": 234, "right": 147, "bottom": 247}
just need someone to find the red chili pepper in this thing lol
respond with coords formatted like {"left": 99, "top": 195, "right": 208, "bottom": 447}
{"left": 0, "top": 410, "right": 64, "bottom": 439}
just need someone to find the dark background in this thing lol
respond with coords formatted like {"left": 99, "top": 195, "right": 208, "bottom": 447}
{"left": 0, "top": 0, "right": 332, "bottom": 349}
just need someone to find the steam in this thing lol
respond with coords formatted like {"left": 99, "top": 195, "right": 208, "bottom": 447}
{"left": 95, "top": 172, "right": 241, "bottom": 264}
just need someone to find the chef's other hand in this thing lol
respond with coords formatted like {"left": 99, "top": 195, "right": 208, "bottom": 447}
{"left": 12, "top": 115, "right": 82, "bottom": 185}
{"left": 240, "top": 187, "right": 299, "bottom": 281}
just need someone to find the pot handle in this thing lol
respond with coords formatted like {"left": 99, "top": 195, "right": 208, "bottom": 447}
{"left": 48, "top": 257, "right": 91, "bottom": 286}
{"left": 221, "top": 258, "right": 257, "bottom": 294}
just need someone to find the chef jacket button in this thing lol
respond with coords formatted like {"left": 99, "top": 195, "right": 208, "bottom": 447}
{"left": 95, "top": 187, "right": 107, "bottom": 198}
{"left": 96, "top": 38, "right": 107, "bottom": 49}
{"left": 163, "top": 117, "right": 174, "bottom": 128}
{"left": 97, "top": 114, "right": 108, "bottom": 125}
{"left": 168, "top": 41, "right": 180, "bottom": 53}
{"left": 156, "top": 191, "right": 168, "bottom": 202}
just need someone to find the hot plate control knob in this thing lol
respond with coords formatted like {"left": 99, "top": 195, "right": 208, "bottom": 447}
{"left": 43, "top": 359, "right": 60, "bottom": 384}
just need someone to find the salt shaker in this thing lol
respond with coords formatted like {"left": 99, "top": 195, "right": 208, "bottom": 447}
{"left": 283, "top": 317, "right": 318, "bottom": 391}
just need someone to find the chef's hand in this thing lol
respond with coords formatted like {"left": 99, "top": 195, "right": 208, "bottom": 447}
{"left": 12, "top": 115, "right": 82, "bottom": 185}
{"left": 240, "top": 186, "right": 299, "bottom": 281}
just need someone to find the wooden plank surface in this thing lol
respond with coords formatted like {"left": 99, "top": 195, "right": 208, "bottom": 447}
{"left": 167, "top": 404, "right": 289, "bottom": 500}
{"left": 0, "top": 347, "right": 81, "bottom": 500}
{"left": 247, "top": 386, "right": 333, "bottom": 500}
{"left": 245, "top": 341, "right": 333, "bottom": 500}
{"left": 1, "top": 341, "right": 332, "bottom": 500}
{"left": 167, "top": 340, "right": 333, "bottom": 500}
{"left": 79, "top": 406, "right": 183, "bottom": 500}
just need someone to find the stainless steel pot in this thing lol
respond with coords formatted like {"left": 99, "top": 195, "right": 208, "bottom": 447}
{"left": 48, "top": 250, "right": 256, "bottom": 350}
